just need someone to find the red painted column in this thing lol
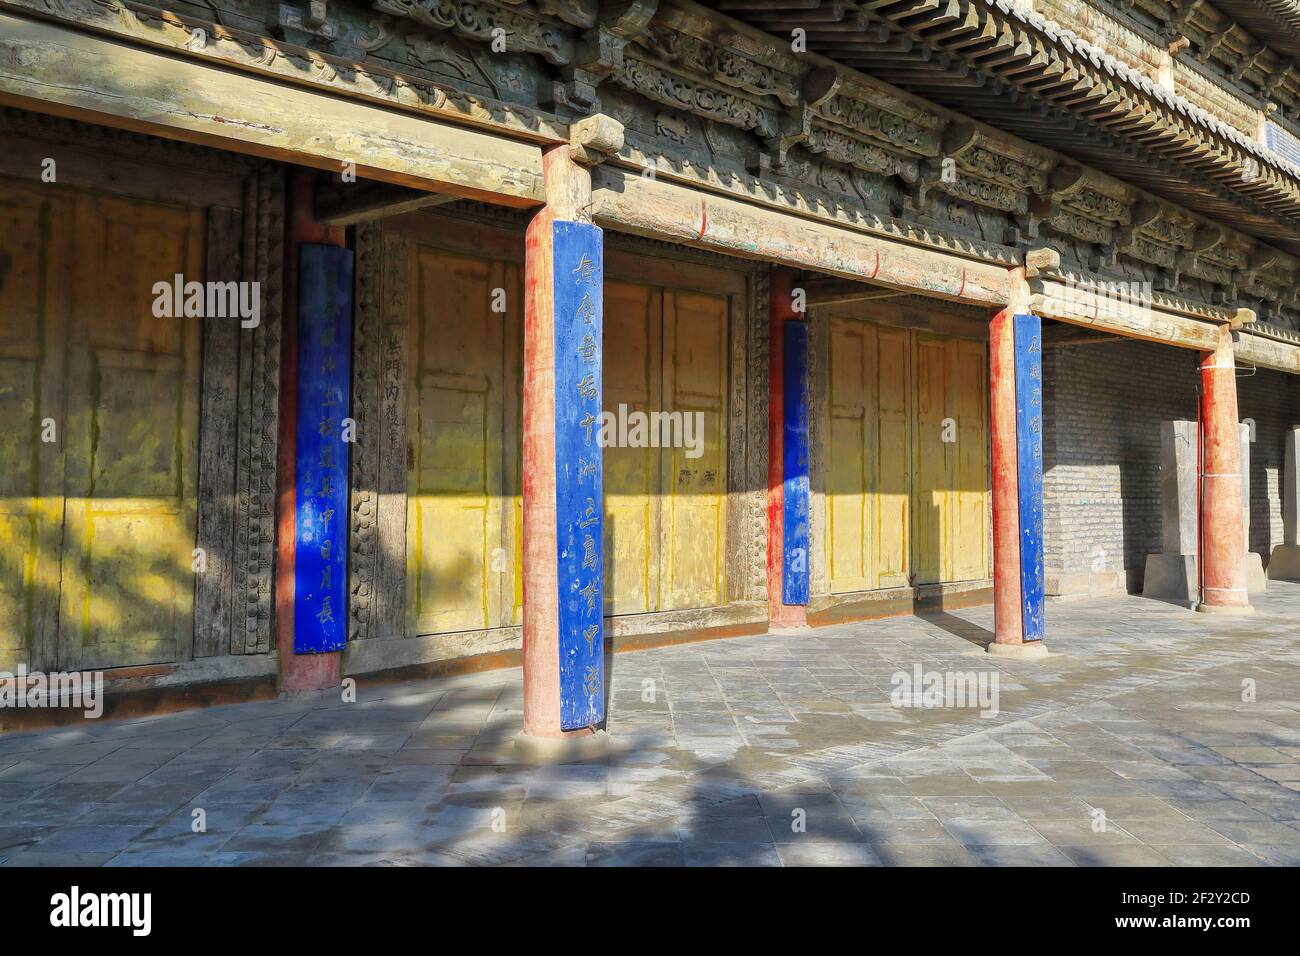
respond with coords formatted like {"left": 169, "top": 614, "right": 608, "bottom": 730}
{"left": 987, "top": 265, "right": 1047, "bottom": 659}
{"left": 522, "top": 146, "right": 595, "bottom": 740}
{"left": 767, "top": 268, "right": 807, "bottom": 628}
{"left": 1198, "top": 327, "right": 1253, "bottom": 614}
{"left": 988, "top": 306, "right": 1025, "bottom": 651}
{"left": 275, "top": 168, "right": 346, "bottom": 692}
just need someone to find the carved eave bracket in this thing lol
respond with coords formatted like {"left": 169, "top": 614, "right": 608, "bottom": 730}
{"left": 613, "top": 55, "right": 780, "bottom": 139}
{"left": 272, "top": 0, "right": 339, "bottom": 47}
{"left": 1116, "top": 200, "right": 1196, "bottom": 287}
{"left": 908, "top": 122, "right": 1052, "bottom": 225}
{"left": 554, "top": 0, "right": 659, "bottom": 113}
{"left": 1039, "top": 164, "right": 1137, "bottom": 266}
{"left": 638, "top": 21, "right": 802, "bottom": 107}
{"left": 569, "top": 112, "right": 625, "bottom": 165}
{"left": 369, "top": 0, "right": 573, "bottom": 64}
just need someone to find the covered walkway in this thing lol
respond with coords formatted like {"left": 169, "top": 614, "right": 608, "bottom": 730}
{"left": 2, "top": 585, "right": 1299, "bottom": 867}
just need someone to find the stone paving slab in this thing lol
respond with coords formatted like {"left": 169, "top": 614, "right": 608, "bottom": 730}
{"left": 1, "top": 582, "right": 1299, "bottom": 866}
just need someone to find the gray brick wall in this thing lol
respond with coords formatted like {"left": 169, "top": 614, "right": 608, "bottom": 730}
{"left": 1043, "top": 339, "right": 1299, "bottom": 589}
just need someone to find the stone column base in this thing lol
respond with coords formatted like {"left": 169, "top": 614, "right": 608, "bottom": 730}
{"left": 1267, "top": 544, "right": 1300, "bottom": 581}
{"left": 986, "top": 641, "right": 1049, "bottom": 660}
{"left": 1142, "top": 553, "right": 1197, "bottom": 604}
{"left": 513, "top": 729, "right": 612, "bottom": 765}
{"left": 1195, "top": 602, "right": 1254, "bottom": 616}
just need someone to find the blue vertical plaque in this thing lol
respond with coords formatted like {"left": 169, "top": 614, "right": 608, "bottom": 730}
{"left": 294, "top": 244, "right": 353, "bottom": 654}
{"left": 1012, "top": 313, "right": 1045, "bottom": 641}
{"left": 553, "top": 221, "right": 605, "bottom": 730}
{"left": 782, "top": 320, "right": 811, "bottom": 606}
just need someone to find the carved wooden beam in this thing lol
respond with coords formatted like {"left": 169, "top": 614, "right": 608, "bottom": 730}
{"left": 591, "top": 166, "right": 1011, "bottom": 305}
{"left": 0, "top": 11, "right": 546, "bottom": 206}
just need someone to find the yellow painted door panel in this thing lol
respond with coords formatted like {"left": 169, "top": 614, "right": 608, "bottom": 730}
{"left": 0, "top": 181, "right": 70, "bottom": 671}
{"left": 660, "top": 291, "right": 728, "bottom": 611}
{"left": 406, "top": 250, "right": 522, "bottom": 635}
{"left": 58, "top": 193, "right": 203, "bottom": 670}
{"left": 602, "top": 280, "right": 660, "bottom": 615}
{"left": 602, "top": 281, "right": 729, "bottom": 615}
{"left": 951, "top": 338, "right": 990, "bottom": 582}
{"left": 912, "top": 335, "right": 950, "bottom": 586}
{"left": 826, "top": 321, "right": 910, "bottom": 594}
{"left": 827, "top": 319, "right": 870, "bottom": 592}
{"left": 825, "top": 321, "right": 988, "bottom": 592}
{"left": 911, "top": 333, "right": 989, "bottom": 585}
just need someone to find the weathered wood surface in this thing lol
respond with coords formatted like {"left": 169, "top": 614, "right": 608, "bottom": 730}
{"left": 193, "top": 205, "right": 243, "bottom": 659}
{"left": 232, "top": 167, "right": 283, "bottom": 656}
{"left": 1031, "top": 280, "right": 1224, "bottom": 351}
{"left": 0, "top": 13, "right": 545, "bottom": 206}
{"left": 56, "top": 192, "right": 204, "bottom": 671}
{"left": 0, "top": 178, "right": 68, "bottom": 672}
{"left": 0, "top": 0, "right": 570, "bottom": 144}
{"left": 593, "top": 169, "right": 1010, "bottom": 306}
{"left": 1234, "top": 330, "right": 1300, "bottom": 375}
{"left": 3, "top": 0, "right": 1297, "bottom": 334}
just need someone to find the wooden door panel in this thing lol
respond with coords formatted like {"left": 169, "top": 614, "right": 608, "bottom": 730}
{"left": 826, "top": 320, "right": 987, "bottom": 594}
{"left": 827, "top": 319, "right": 869, "bottom": 592}
{"left": 952, "top": 338, "right": 990, "bottom": 582}
{"left": 827, "top": 322, "right": 910, "bottom": 594}
{"left": 0, "top": 182, "right": 69, "bottom": 670}
{"left": 58, "top": 193, "right": 202, "bottom": 670}
{"left": 875, "top": 327, "right": 911, "bottom": 588}
{"left": 911, "top": 335, "right": 950, "bottom": 585}
{"left": 911, "top": 334, "right": 989, "bottom": 585}
{"left": 602, "top": 280, "right": 659, "bottom": 615}
{"left": 405, "top": 250, "right": 519, "bottom": 635}
{"left": 661, "top": 291, "right": 728, "bottom": 611}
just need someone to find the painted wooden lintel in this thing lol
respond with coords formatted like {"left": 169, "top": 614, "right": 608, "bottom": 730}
{"left": 0, "top": 12, "right": 545, "bottom": 207}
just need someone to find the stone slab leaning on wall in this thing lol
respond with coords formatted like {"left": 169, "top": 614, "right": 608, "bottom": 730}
{"left": 1268, "top": 426, "right": 1300, "bottom": 580}
{"left": 1143, "top": 420, "right": 1199, "bottom": 605}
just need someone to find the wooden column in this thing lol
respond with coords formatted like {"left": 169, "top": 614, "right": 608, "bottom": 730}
{"left": 1198, "top": 328, "right": 1253, "bottom": 614}
{"left": 521, "top": 117, "right": 622, "bottom": 743}
{"left": 767, "top": 268, "right": 809, "bottom": 628}
{"left": 275, "top": 168, "right": 347, "bottom": 691}
{"left": 988, "top": 266, "right": 1047, "bottom": 658}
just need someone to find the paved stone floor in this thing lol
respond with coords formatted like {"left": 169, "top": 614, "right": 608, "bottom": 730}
{"left": 2, "top": 583, "right": 1300, "bottom": 867}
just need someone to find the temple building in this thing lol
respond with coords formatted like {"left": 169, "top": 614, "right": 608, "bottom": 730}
{"left": 1, "top": 0, "right": 1298, "bottom": 740}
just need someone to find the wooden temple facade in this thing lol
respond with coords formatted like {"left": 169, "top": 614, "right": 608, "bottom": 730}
{"left": 1, "top": 0, "right": 1298, "bottom": 735}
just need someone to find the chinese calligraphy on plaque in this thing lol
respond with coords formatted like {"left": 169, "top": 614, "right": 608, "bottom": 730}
{"left": 294, "top": 244, "right": 354, "bottom": 654}
{"left": 552, "top": 221, "right": 605, "bottom": 729}
{"left": 1013, "top": 313, "right": 1045, "bottom": 642}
